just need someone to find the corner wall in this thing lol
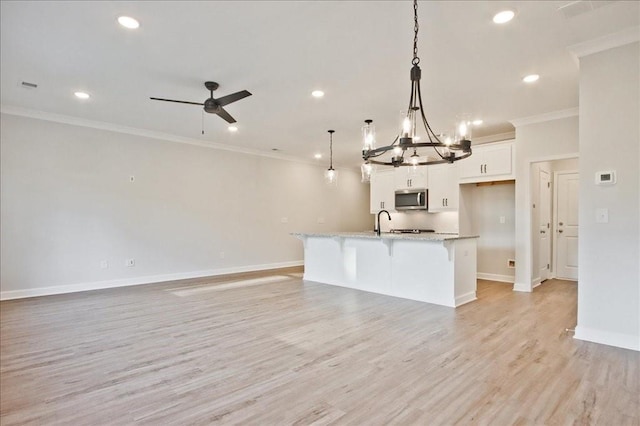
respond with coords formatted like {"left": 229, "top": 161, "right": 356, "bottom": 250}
{"left": 0, "top": 113, "right": 372, "bottom": 299}
{"left": 574, "top": 41, "right": 640, "bottom": 351}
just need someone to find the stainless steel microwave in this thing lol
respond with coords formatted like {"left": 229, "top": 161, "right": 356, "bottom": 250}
{"left": 395, "top": 188, "right": 428, "bottom": 211}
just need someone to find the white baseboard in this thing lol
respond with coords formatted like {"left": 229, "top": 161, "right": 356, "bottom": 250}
{"left": 455, "top": 291, "right": 477, "bottom": 307}
{"left": 574, "top": 325, "right": 640, "bottom": 352}
{"left": 513, "top": 282, "right": 532, "bottom": 292}
{"left": 477, "top": 273, "right": 515, "bottom": 283}
{"left": 0, "top": 261, "right": 304, "bottom": 301}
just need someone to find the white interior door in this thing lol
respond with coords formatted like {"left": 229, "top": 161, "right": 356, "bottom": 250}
{"left": 555, "top": 172, "right": 579, "bottom": 280}
{"left": 538, "top": 170, "right": 551, "bottom": 281}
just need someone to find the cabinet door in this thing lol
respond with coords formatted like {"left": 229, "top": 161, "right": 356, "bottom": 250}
{"left": 482, "top": 143, "right": 512, "bottom": 176}
{"left": 428, "top": 164, "right": 459, "bottom": 212}
{"left": 370, "top": 170, "right": 395, "bottom": 213}
{"left": 458, "top": 151, "right": 484, "bottom": 179}
{"left": 395, "top": 166, "right": 428, "bottom": 190}
{"left": 458, "top": 140, "right": 514, "bottom": 182}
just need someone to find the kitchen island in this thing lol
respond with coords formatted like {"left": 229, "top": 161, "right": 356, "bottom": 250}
{"left": 292, "top": 232, "right": 478, "bottom": 308}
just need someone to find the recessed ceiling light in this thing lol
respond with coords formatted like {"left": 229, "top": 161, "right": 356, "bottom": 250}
{"left": 472, "top": 119, "right": 483, "bottom": 126}
{"left": 314, "top": 153, "right": 322, "bottom": 159}
{"left": 228, "top": 126, "right": 238, "bottom": 132}
{"left": 493, "top": 10, "right": 515, "bottom": 24}
{"left": 311, "top": 90, "right": 325, "bottom": 98}
{"left": 74, "top": 91, "right": 90, "bottom": 99}
{"left": 523, "top": 74, "right": 540, "bottom": 83}
{"left": 118, "top": 16, "right": 140, "bottom": 29}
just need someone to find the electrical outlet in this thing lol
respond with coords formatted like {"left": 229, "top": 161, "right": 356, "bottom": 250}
{"left": 100, "top": 260, "right": 109, "bottom": 269}
{"left": 499, "top": 216, "right": 506, "bottom": 224}
{"left": 508, "top": 259, "right": 515, "bottom": 268}
{"left": 126, "top": 258, "right": 135, "bottom": 267}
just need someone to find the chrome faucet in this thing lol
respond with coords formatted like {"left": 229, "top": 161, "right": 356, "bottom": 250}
{"left": 376, "top": 210, "right": 391, "bottom": 236}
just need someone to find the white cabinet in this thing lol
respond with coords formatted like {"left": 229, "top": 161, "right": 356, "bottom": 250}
{"left": 395, "top": 166, "right": 428, "bottom": 190}
{"left": 370, "top": 170, "right": 395, "bottom": 213}
{"left": 428, "top": 163, "right": 459, "bottom": 212}
{"left": 459, "top": 140, "right": 514, "bottom": 183}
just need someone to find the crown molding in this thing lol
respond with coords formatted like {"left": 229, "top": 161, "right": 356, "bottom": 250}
{"left": 472, "top": 131, "right": 515, "bottom": 145}
{"left": 509, "top": 107, "right": 579, "bottom": 128}
{"left": 0, "top": 104, "right": 343, "bottom": 169}
{"left": 568, "top": 26, "right": 640, "bottom": 58}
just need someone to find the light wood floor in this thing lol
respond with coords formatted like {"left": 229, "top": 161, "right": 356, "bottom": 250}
{"left": 1, "top": 270, "right": 638, "bottom": 425}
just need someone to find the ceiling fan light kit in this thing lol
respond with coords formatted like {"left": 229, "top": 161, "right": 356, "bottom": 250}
{"left": 360, "top": 0, "right": 472, "bottom": 179}
{"left": 150, "top": 81, "right": 251, "bottom": 124}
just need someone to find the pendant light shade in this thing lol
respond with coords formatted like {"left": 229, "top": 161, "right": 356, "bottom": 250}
{"left": 324, "top": 130, "right": 338, "bottom": 185}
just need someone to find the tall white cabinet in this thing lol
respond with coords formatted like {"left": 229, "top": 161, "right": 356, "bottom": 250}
{"left": 428, "top": 163, "right": 459, "bottom": 212}
{"left": 370, "top": 169, "right": 395, "bottom": 213}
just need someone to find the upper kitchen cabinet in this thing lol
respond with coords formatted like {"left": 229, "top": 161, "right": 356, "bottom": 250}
{"left": 459, "top": 140, "right": 515, "bottom": 183}
{"left": 395, "top": 166, "right": 428, "bottom": 190}
{"left": 370, "top": 169, "right": 395, "bottom": 213}
{"left": 428, "top": 163, "right": 459, "bottom": 212}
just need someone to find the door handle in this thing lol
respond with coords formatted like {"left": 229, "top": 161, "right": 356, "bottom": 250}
{"left": 417, "top": 193, "right": 421, "bottom": 205}
{"left": 559, "top": 222, "right": 564, "bottom": 226}
{"left": 540, "top": 230, "right": 545, "bottom": 234}
{"left": 558, "top": 229, "right": 563, "bottom": 233}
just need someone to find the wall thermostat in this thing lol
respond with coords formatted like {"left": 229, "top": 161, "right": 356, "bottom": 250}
{"left": 595, "top": 170, "right": 616, "bottom": 185}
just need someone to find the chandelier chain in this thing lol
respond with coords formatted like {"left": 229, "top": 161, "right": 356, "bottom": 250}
{"left": 412, "top": 0, "right": 420, "bottom": 65}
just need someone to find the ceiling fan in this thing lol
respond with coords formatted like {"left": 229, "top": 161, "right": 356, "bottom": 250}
{"left": 150, "top": 81, "right": 251, "bottom": 124}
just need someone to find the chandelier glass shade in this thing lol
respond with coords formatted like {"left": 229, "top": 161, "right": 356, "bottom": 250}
{"left": 361, "top": 0, "right": 472, "bottom": 180}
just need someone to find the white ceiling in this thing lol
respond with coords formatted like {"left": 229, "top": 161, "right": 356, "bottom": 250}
{"left": 1, "top": 1, "right": 638, "bottom": 167}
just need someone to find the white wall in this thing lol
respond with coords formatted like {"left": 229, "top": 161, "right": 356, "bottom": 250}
{"left": 575, "top": 41, "right": 639, "bottom": 351}
{"left": 466, "top": 183, "right": 516, "bottom": 282}
{"left": 0, "top": 113, "right": 372, "bottom": 299}
{"left": 512, "top": 115, "right": 579, "bottom": 292}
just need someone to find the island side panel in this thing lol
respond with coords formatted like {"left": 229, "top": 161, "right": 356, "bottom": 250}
{"left": 454, "top": 238, "right": 478, "bottom": 306}
{"left": 391, "top": 240, "right": 456, "bottom": 306}
{"left": 302, "top": 237, "right": 345, "bottom": 286}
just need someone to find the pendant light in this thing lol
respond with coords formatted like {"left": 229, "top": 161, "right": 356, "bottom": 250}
{"left": 324, "top": 130, "right": 338, "bottom": 185}
{"left": 361, "top": 0, "right": 473, "bottom": 168}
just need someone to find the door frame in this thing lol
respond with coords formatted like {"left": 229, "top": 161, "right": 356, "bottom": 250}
{"left": 520, "top": 153, "right": 578, "bottom": 293}
{"left": 553, "top": 170, "right": 579, "bottom": 280}
{"left": 538, "top": 168, "right": 552, "bottom": 282}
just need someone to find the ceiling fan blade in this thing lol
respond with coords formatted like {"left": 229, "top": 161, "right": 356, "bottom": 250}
{"left": 215, "top": 90, "right": 252, "bottom": 107}
{"left": 216, "top": 107, "right": 237, "bottom": 123}
{"left": 150, "top": 97, "right": 204, "bottom": 106}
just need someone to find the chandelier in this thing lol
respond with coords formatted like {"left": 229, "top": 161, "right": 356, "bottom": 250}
{"left": 361, "top": 0, "right": 472, "bottom": 179}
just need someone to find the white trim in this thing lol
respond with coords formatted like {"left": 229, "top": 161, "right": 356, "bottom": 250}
{"left": 574, "top": 325, "right": 640, "bottom": 352}
{"left": 568, "top": 26, "right": 640, "bottom": 59}
{"left": 0, "top": 105, "right": 347, "bottom": 169}
{"left": 454, "top": 291, "right": 477, "bottom": 307}
{"left": 532, "top": 277, "right": 542, "bottom": 289}
{"left": 513, "top": 282, "right": 532, "bottom": 292}
{"left": 0, "top": 261, "right": 303, "bottom": 301}
{"left": 476, "top": 273, "right": 514, "bottom": 283}
{"left": 472, "top": 131, "right": 516, "bottom": 145}
{"left": 510, "top": 108, "right": 579, "bottom": 128}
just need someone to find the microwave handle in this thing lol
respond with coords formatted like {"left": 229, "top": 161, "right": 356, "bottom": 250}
{"left": 417, "top": 192, "right": 421, "bottom": 205}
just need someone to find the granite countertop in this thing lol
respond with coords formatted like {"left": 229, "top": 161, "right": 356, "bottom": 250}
{"left": 291, "top": 231, "right": 479, "bottom": 241}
